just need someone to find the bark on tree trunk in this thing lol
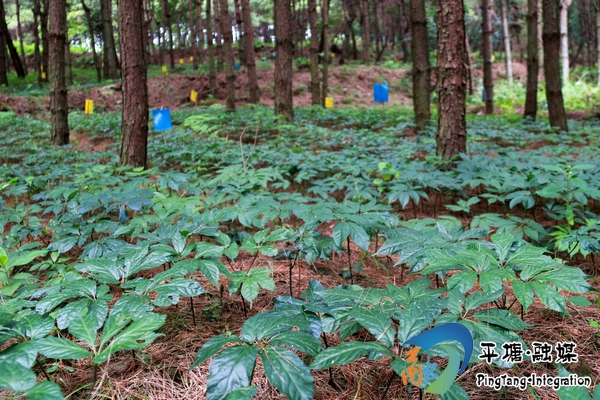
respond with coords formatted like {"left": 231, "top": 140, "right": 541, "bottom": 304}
{"left": 49, "top": 0, "right": 69, "bottom": 145}
{"left": 33, "top": 0, "right": 42, "bottom": 83}
{"left": 162, "top": 0, "right": 175, "bottom": 68}
{"left": 15, "top": 0, "right": 28, "bottom": 75}
{"left": 597, "top": 0, "right": 600, "bottom": 83}
{"left": 501, "top": 0, "right": 513, "bottom": 83}
{"left": 525, "top": 0, "right": 539, "bottom": 119}
{"left": 436, "top": 0, "right": 467, "bottom": 161}
{"left": 81, "top": 0, "right": 102, "bottom": 82}
{"left": 359, "top": 0, "right": 370, "bottom": 62}
{"left": 482, "top": 0, "right": 494, "bottom": 114}
{"left": 308, "top": 0, "right": 319, "bottom": 105}
{"left": 206, "top": 0, "right": 216, "bottom": 93}
{"left": 0, "top": 27, "right": 7, "bottom": 85}
{"left": 65, "top": 35, "right": 73, "bottom": 86}
{"left": 41, "top": 0, "right": 49, "bottom": 82}
{"left": 321, "top": 0, "right": 329, "bottom": 106}
{"left": 219, "top": 0, "right": 236, "bottom": 111}
{"left": 538, "top": 0, "right": 543, "bottom": 70}
{"left": 0, "top": 0, "right": 26, "bottom": 77}
{"left": 560, "top": 0, "right": 572, "bottom": 83}
{"left": 234, "top": 0, "right": 246, "bottom": 65}
{"left": 241, "top": 0, "right": 259, "bottom": 103}
{"left": 410, "top": 0, "right": 430, "bottom": 131}
{"left": 213, "top": 0, "right": 224, "bottom": 72}
{"left": 274, "top": 0, "right": 294, "bottom": 121}
{"left": 189, "top": 0, "right": 199, "bottom": 69}
{"left": 118, "top": 0, "right": 149, "bottom": 167}
{"left": 543, "top": 0, "right": 568, "bottom": 131}
{"left": 465, "top": 32, "right": 474, "bottom": 95}
{"left": 197, "top": 0, "right": 205, "bottom": 64}
{"left": 101, "top": 0, "right": 119, "bottom": 79}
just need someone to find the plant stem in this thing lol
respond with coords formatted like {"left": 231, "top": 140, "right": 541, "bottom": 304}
{"left": 189, "top": 297, "right": 196, "bottom": 326}
{"left": 347, "top": 236, "right": 354, "bottom": 284}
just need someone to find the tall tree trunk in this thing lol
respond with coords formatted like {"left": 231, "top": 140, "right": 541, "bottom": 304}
{"left": 525, "top": 0, "right": 539, "bottom": 119}
{"left": 49, "top": 0, "right": 69, "bottom": 145}
{"left": 189, "top": 0, "right": 199, "bottom": 69}
{"left": 543, "top": 0, "right": 568, "bottom": 131}
{"left": 101, "top": 0, "right": 119, "bottom": 79}
{"left": 176, "top": 7, "right": 183, "bottom": 51}
{"left": 82, "top": 0, "right": 102, "bottom": 82}
{"left": 482, "top": 0, "right": 494, "bottom": 114}
{"left": 206, "top": 0, "right": 216, "bottom": 93}
{"left": 275, "top": 0, "right": 294, "bottom": 121}
{"left": 145, "top": 0, "right": 154, "bottom": 64}
{"left": 410, "top": 0, "right": 430, "bottom": 131}
{"left": 0, "top": 27, "right": 7, "bottom": 85}
{"left": 241, "top": 0, "right": 259, "bottom": 103}
{"left": 162, "top": 0, "right": 175, "bottom": 68}
{"left": 65, "top": 35, "right": 73, "bottom": 86}
{"left": 234, "top": 0, "right": 246, "bottom": 65}
{"left": 197, "top": 0, "right": 205, "bottom": 64}
{"left": 436, "top": 0, "right": 467, "bottom": 161}
{"left": 41, "top": 0, "right": 49, "bottom": 81}
{"left": 597, "top": 0, "right": 600, "bottom": 84}
{"left": 538, "top": 0, "right": 543, "bottom": 70}
{"left": 308, "top": 0, "right": 319, "bottom": 105}
{"left": 359, "top": 0, "right": 370, "bottom": 62}
{"left": 33, "top": 0, "right": 42, "bottom": 83}
{"left": 213, "top": 0, "right": 224, "bottom": 72}
{"left": 560, "top": 0, "right": 572, "bottom": 83}
{"left": 465, "top": 32, "right": 474, "bottom": 95}
{"left": 157, "top": 5, "right": 164, "bottom": 65}
{"left": 321, "top": 0, "right": 329, "bottom": 105}
{"left": 219, "top": 0, "right": 236, "bottom": 111}
{"left": 118, "top": 0, "right": 149, "bottom": 167}
{"left": 15, "top": 0, "right": 28, "bottom": 75}
{"left": 0, "top": 0, "right": 26, "bottom": 77}
{"left": 501, "top": 0, "right": 513, "bottom": 83}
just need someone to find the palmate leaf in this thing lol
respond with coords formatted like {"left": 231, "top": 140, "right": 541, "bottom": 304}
{"left": 464, "top": 289, "right": 504, "bottom": 312}
{"left": 206, "top": 345, "right": 258, "bottom": 400}
{"left": 531, "top": 282, "right": 567, "bottom": 313}
{"left": 268, "top": 330, "right": 323, "bottom": 356}
{"left": 0, "top": 341, "right": 38, "bottom": 368}
{"left": 309, "top": 341, "right": 391, "bottom": 370}
{"left": 350, "top": 306, "right": 396, "bottom": 347}
{"left": 536, "top": 266, "right": 592, "bottom": 294}
{"left": 473, "top": 309, "right": 531, "bottom": 331}
{"left": 397, "top": 297, "right": 444, "bottom": 344}
{"left": 93, "top": 313, "right": 166, "bottom": 364}
{"left": 25, "top": 381, "right": 65, "bottom": 400}
{"left": 557, "top": 364, "right": 591, "bottom": 400}
{"left": 260, "top": 346, "right": 314, "bottom": 400}
{"left": 191, "top": 334, "right": 247, "bottom": 369}
{"left": 0, "top": 362, "right": 37, "bottom": 393}
{"left": 35, "top": 336, "right": 92, "bottom": 360}
{"left": 511, "top": 280, "right": 534, "bottom": 312}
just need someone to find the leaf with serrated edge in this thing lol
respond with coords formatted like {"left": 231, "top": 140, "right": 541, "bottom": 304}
{"left": 260, "top": 346, "right": 314, "bottom": 400}
{"left": 35, "top": 336, "right": 92, "bottom": 360}
{"left": 0, "top": 362, "right": 37, "bottom": 393}
{"left": 191, "top": 334, "right": 246, "bottom": 369}
{"left": 206, "top": 345, "right": 258, "bottom": 400}
{"left": 473, "top": 309, "right": 531, "bottom": 331}
{"left": 269, "top": 331, "right": 322, "bottom": 356}
{"left": 309, "top": 341, "right": 391, "bottom": 370}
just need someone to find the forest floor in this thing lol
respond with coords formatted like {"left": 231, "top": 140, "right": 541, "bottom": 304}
{"left": 0, "top": 61, "right": 539, "bottom": 117}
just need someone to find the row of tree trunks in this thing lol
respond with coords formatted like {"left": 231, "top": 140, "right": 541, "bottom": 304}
{"left": 206, "top": 0, "right": 216, "bottom": 94}
{"left": 81, "top": 0, "right": 102, "bottom": 83}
